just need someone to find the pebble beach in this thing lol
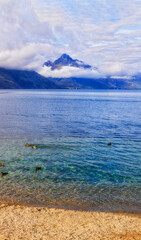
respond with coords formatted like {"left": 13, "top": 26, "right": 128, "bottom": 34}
{"left": 0, "top": 203, "right": 140, "bottom": 240}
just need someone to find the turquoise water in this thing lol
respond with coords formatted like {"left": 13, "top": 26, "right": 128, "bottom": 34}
{"left": 0, "top": 90, "right": 140, "bottom": 213}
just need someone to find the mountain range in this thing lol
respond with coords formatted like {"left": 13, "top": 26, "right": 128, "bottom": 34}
{"left": 0, "top": 54, "right": 140, "bottom": 89}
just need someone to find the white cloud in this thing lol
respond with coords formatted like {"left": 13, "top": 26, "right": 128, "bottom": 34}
{"left": 39, "top": 66, "right": 100, "bottom": 78}
{"left": 0, "top": 0, "right": 141, "bottom": 78}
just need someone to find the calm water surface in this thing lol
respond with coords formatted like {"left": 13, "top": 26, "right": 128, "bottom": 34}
{"left": 0, "top": 90, "right": 140, "bottom": 213}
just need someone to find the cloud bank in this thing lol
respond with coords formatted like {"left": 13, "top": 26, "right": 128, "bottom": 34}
{"left": 0, "top": 0, "right": 141, "bottom": 78}
{"left": 39, "top": 66, "right": 100, "bottom": 79}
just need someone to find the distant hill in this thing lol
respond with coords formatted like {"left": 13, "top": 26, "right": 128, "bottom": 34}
{"left": 43, "top": 53, "right": 92, "bottom": 70}
{"left": 0, "top": 68, "right": 58, "bottom": 89}
{"left": 49, "top": 76, "right": 139, "bottom": 89}
{"left": 0, "top": 67, "right": 140, "bottom": 89}
{"left": 0, "top": 54, "right": 140, "bottom": 89}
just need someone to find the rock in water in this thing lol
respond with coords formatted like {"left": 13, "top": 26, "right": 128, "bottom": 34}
{"left": 1, "top": 172, "right": 8, "bottom": 177}
{"left": 32, "top": 145, "right": 37, "bottom": 149}
{"left": 107, "top": 142, "right": 112, "bottom": 146}
{"left": 0, "top": 163, "right": 5, "bottom": 167}
{"left": 35, "top": 167, "right": 42, "bottom": 171}
{"left": 25, "top": 143, "right": 31, "bottom": 147}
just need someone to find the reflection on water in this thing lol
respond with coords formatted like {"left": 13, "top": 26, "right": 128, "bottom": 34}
{"left": 0, "top": 90, "right": 141, "bottom": 213}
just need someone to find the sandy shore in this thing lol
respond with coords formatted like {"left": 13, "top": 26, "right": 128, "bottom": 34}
{"left": 0, "top": 203, "right": 140, "bottom": 240}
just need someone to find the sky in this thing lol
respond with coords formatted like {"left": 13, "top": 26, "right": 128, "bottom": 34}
{"left": 0, "top": 0, "right": 141, "bottom": 78}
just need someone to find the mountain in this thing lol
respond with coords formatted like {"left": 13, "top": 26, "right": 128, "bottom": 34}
{"left": 0, "top": 67, "right": 140, "bottom": 89}
{"left": 0, "top": 54, "right": 140, "bottom": 89}
{"left": 42, "top": 54, "right": 141, "bottom": 89}
{"left": 43, "top": 53, "right": 92, "bottom": 70}
{"left": 0, "top": 68, "right": 58, "bottom": 89}
{"left": 49, "top": 76, "right": 139, "bottom": 89}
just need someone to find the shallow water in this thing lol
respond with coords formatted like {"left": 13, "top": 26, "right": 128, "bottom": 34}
{"left": 0, "top": 90, "right": 141, "bottom": 213}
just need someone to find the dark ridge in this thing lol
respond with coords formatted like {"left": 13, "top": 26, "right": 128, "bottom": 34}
{"left": 0, "top": 67, "right": 59, "bottom": 89}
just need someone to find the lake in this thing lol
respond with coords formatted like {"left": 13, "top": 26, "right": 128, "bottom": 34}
{"left": 0, "top": 90, "right": 140, "bottom": 213}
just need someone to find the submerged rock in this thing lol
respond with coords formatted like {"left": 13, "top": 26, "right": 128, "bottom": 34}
{"left": 25, "top": 143, "right": 37, "bottom": 148}
{"left": 1, "top": 172, "right": 8, "bottom": 176}
{"left": 32, "top": 145, "right": 37, "bottom": 149}
{"left": 25, "top": 143, "right": 31, "bottom": 147}
{"left": 35, "top": 167, "right": 42, "bottom": 171}
{"left": 107, "top": 142, "right": 112, "bottom": 146}
{"left": 0, "top": 163, "right": 5, "bottom": 167}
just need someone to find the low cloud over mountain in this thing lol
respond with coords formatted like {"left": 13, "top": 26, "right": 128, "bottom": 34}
{"left": 0, "top": 53, "right": 140, "bottom": 89}
{"left": 40, "top": 54, "right": 99, "bottom": 79}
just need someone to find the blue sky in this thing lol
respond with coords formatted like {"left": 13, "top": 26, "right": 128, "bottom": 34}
{"left": 0, "top": 0, "right": 141, "bottom": 78}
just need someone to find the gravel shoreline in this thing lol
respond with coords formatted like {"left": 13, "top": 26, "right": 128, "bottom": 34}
{"left": 0, "top": 203, "right": 140, "bottom": 240}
